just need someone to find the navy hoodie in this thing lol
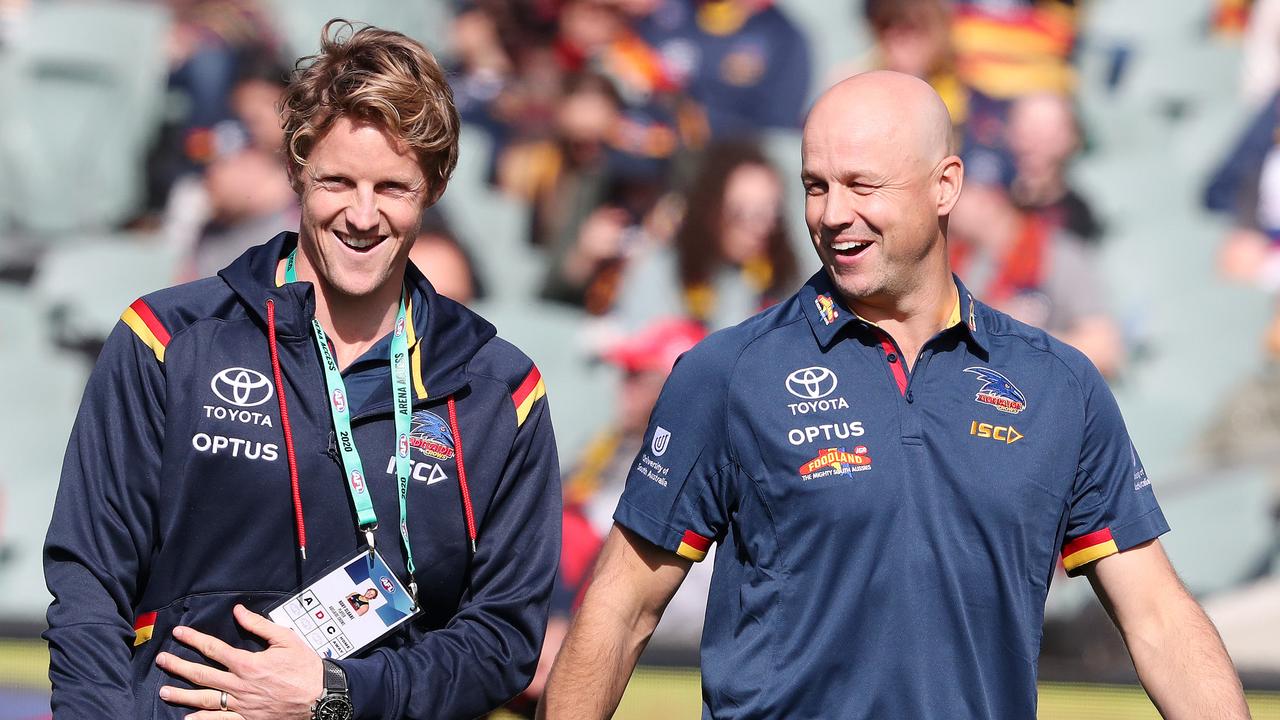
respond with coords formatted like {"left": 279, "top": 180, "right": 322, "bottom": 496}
{"left": 43, "top": 233, "right": 561, "bottom": 719}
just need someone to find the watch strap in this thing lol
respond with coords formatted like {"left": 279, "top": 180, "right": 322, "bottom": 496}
{"left": 322, "top": 659, "right": 349, "bottom": 694}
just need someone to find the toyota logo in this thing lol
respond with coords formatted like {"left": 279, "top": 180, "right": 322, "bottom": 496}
{"left": 785, "top": 366, "right": 838, "bottom": 400}
{"left": 211, "top": 367, "right": 275, "bottom": 407}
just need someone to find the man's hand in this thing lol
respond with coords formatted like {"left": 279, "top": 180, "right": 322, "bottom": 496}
{"left": 156, "top": 603, "right": 324, "bottom": 719}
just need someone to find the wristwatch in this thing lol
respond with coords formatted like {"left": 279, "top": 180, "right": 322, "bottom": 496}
{"left": 311, "top": 659, "right": 354, "bottom": 720}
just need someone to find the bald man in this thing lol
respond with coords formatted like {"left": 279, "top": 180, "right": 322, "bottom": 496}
{"left": 539, "top": 72, "right": 1248, "bottom": 719}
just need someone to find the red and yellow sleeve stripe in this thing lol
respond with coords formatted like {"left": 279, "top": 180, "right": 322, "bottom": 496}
{"left": 512, "top": 365, "right": 546, "bottom": 428}
{"left": 1062, "top": 527, "right": 1118, "bottom": 574}
{"left": 676, "top": 530, "right": 711, "bottom": 562}
{"left": 133, "top": 610, "right": 158, "bottom": 647}
{"left": 121, "top": 298, "right": 171, "bottom": 362}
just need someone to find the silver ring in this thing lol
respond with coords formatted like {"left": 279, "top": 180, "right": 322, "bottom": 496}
{"left": 219, "top": 690, "right": 229, "bottom": 711}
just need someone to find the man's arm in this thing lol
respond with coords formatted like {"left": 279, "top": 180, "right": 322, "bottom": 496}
{"left": 537, "top": 525, "right": 691, "bottom": 720}
{"left": 44, "top": 314, "right": 166, "bottom": 718}
{"left": 1086, "top": 540, "right": 1251, "bottom": 719}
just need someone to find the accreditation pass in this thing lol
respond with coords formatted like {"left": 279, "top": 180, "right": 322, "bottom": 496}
{"left": 268, "top": 549, "right": 419, "bottom": 660}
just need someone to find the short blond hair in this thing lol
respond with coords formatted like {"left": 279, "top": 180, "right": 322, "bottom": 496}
{"left": 281, "top": 20, "right": 460, "bottom": 199}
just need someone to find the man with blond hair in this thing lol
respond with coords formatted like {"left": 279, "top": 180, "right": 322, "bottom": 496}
{"left": 44, "top": 21, "right": 561, "bottom": 720}
{"left": 540, "top": 72, "right": 1249, "bottom": 719}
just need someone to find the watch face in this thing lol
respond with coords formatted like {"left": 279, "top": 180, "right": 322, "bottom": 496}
{"left": 314, "top": 695, "right": 353, "bottom": 720}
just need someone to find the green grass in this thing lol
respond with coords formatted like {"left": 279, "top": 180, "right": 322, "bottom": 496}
{"left": 505, "top": 667, "right": 1280, "bottom": 719}
{"left": 6, "top": 640, "right": 1278, "bottom": 718}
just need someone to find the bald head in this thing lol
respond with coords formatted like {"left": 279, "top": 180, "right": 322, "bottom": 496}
{"left": 806, "top": 71, "right": 955, "bottom": 163}
{"left": 800, "top": 70, "right": 964, "bottom": 310}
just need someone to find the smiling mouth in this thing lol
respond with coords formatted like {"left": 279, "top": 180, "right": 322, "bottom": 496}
{"left": 831, "top": 240, "right": 872, "bottom": 258}
{"left": 333, "top": 231, "right": 385, "bottom": 252}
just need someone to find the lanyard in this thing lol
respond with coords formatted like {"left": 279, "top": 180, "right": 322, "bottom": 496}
{"left": 284, "top": 250, "right": 418, "bottom": 603}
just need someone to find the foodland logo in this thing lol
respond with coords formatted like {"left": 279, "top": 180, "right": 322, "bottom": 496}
{"left": 798, "top": 445, "right": 872, "bottom": 477}
{"left": 211, "top": 367, "right": 274, "bottom": 408}
{"left": 786, "top": 367, "right": 837, "bottom": 400}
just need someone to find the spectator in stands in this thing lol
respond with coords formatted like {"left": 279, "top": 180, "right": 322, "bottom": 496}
{"left": 1240, "top": 0, "right": 1280, "bottom": 107}
{"left": 526, "top": 72, "right": 675, "bottom": 314}
{"left": 507, "top": 318, "right": 708, "bottom": 717}
{"left": 949, "top": 180, "right": 1123, "bottom": 376}
{"left": 447, "top": 1, "right": 560, "bottom": 182}
{"left": 1206, "top": 90, "right": 1280, "bottom": 297}
{"left": 170, "top": 52, "right": 298, "bottom": 279}
{"left": 851, "top": 0, "right": 1027, "bottom": 191}
{"left": 952, "top": 0, "right": 1082, "bottom": 194}
{"left": 950, "top": 0, "right": 1079, "bottom": 100}
{"left": 858, "top": 0, "right": 970, "bottom": 130}
{"left": 635, "top": 0, "right": 813, "bottom": 138}
{"left": 611, "top": 140, "right": 798, "bottom": 330}
{"left": 146, "top": 0, "right": 279, "bottom": 209}
{"left": 408, "top": 208, "right": 485, "bottom": 306}
{"left": 1007, "top": 92, "right": 1103, "bottom": 244}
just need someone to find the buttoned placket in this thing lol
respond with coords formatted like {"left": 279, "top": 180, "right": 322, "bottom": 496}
{"left": 856, "top": 322, "right": 958, "bottom": 445}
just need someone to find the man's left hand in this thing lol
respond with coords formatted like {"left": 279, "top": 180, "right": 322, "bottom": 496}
{"left": 157, "top": 603, "right": 324, "bottom": 719}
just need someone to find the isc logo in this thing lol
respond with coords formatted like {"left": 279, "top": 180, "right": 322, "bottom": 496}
{"left": 969, "top": 421, "right": 1024, "bottom": 445}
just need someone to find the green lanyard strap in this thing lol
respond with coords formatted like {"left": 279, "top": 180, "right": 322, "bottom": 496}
{"left": 285, "top": 249, "right": 418, "bottom": 602}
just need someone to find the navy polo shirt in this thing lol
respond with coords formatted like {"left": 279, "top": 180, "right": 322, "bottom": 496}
{"left": 614, "top": 270, "right": 1168, "bottom": 719}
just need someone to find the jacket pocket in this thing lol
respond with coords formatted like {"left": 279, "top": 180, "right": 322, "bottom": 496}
{"left": 130, "top": 590, "right": 289, "bottom": 719}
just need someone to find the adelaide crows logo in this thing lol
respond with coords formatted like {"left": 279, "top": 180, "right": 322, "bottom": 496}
{"left": 409, "top": 411, "right": 455, "bottom": 461}
{"left": 963, "top": 367, "right": 1027, "bottom": 414}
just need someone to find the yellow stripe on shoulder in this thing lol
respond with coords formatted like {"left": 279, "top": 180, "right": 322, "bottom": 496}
{"left": 514, "top": 379, "right": 546, "bottom": 428}
{"left": 121, "top": 307, "right": 166, "bottom": 362}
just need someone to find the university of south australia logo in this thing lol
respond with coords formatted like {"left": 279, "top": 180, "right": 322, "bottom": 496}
{"left": 963, "top": 367, "right": 1027, "bottom": 414}
{"left": 651, "top": 426, "right": 671, "bottom": 456}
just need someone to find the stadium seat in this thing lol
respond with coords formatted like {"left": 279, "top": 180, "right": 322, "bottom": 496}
{"left": 470, "top": 299, "right": 616, "bottom": 465}
{"left": 0, "top": 284, "right": 87, "bottom": 622}
{"left": 439, "top": 125, "right": 545, "bottom": 304}
{"left": 29, "top": 232, "right": 179, "bottom": 351}
{"left": 0, "top": 1, "right": 169, "bottom": 238}
{"left": 262, "top": 0, "right": 450, "bottom": 60}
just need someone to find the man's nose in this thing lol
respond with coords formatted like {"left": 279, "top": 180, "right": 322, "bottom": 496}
{"left": 821, "top": 187, "right": 858, "bottom": 230}
{"left": 345, "top": 186, "right": 379, "bottom": 231}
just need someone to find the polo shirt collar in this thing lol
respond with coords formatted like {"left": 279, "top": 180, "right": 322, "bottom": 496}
{"left": 799, "top": 270, "right": 989, "bottom": 352}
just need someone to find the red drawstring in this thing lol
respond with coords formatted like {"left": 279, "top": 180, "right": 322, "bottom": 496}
{"left": 267, "top": 299, "right": 307, "bottom": 561}
{"left": 447, "top": 395, "right": 477, "bottom": 553}
{"left": 268, "top": 296, "right": 472, "bottom": 558}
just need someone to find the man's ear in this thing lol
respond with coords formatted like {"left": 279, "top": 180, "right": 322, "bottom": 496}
{"left": 935, "top": 155, "right": 964, "bottom": 217}
{"left": 425, "top": 178, "right": 449, "bottom": 208}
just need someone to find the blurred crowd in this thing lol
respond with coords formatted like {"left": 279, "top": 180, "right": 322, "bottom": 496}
{"left": 5, "top": 0, "right": 1118, "bottom": 657}
{"left": 6, "top": 0, "right": 1280, "bottom": 701}
{"left": 127, "top": 0, "right": 1129, "bottom": 379}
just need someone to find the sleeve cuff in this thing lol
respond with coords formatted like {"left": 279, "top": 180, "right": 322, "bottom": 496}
{"left": 613, "top": 500, "right": 711, "bottom": 562}
{"left": 336, "top": 651, "right": 392, "bottom": 720}
{"left": 1062, "top": 506, "right": 1170, "bottom": 576}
